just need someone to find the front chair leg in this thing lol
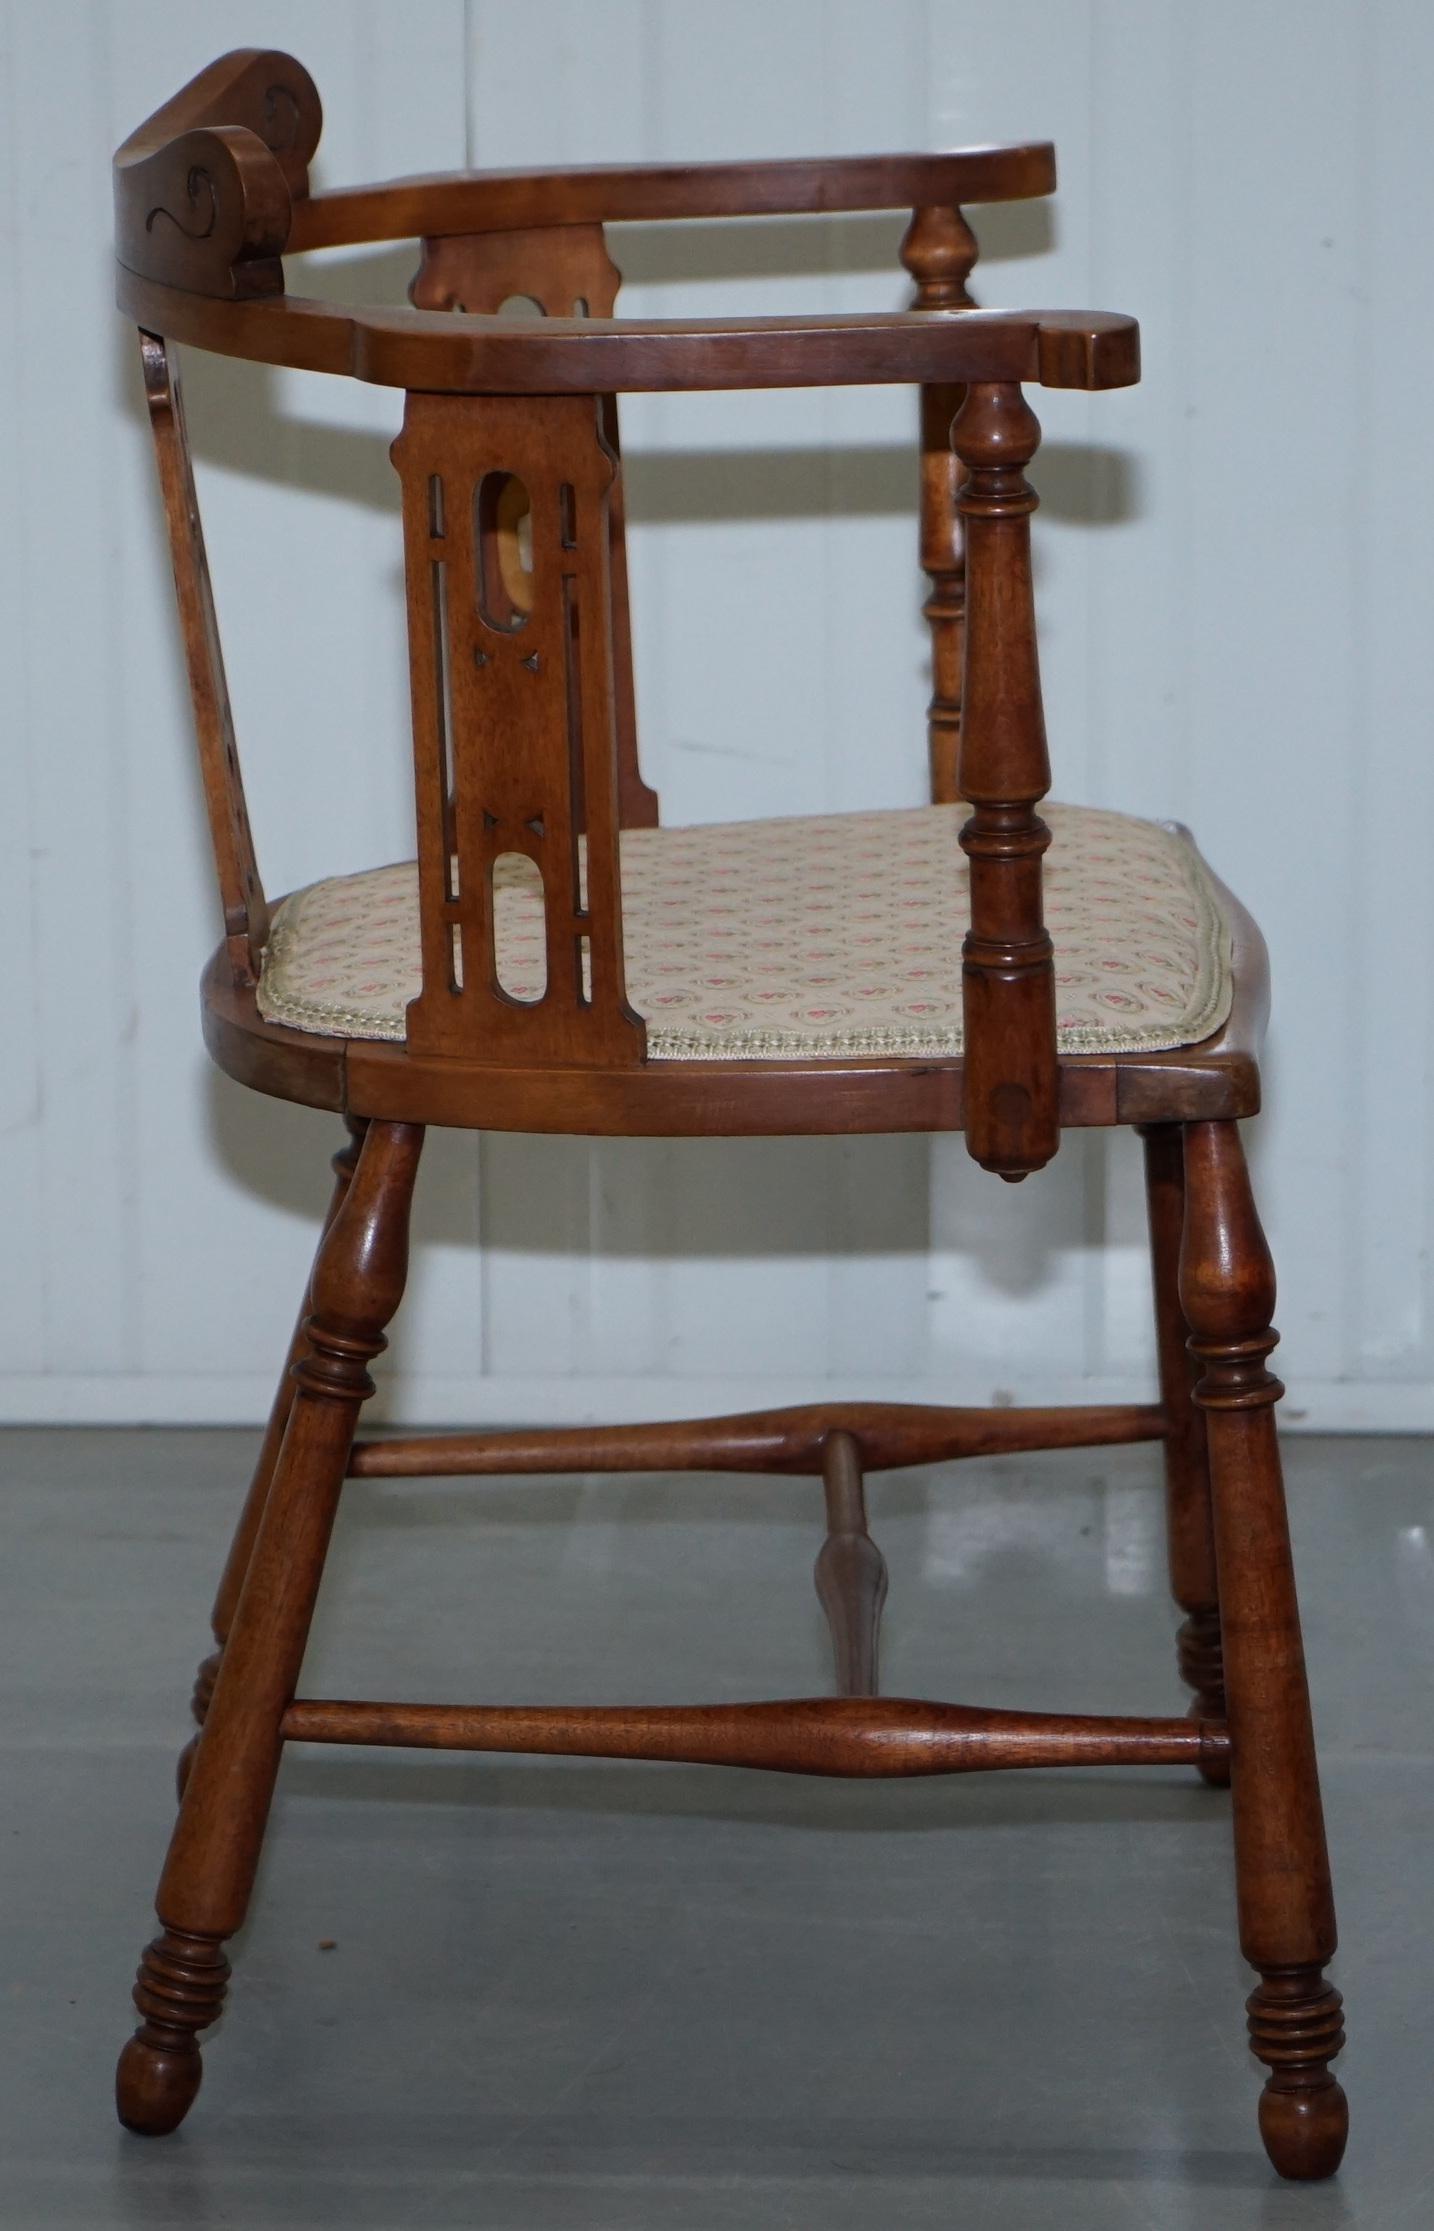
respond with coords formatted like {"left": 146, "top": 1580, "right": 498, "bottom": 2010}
{"left": 1139, "top": 1121, "right": 1226, "bottom": 1782}
{"left": 117, "top": 1119, "right": 424, "bottom": 2137}
{"left": 177, "top": 1118, "right": 368, "bottom": 1799}
{"left": 1179, "top": 1120, "right": 1347, "bottom": 2180}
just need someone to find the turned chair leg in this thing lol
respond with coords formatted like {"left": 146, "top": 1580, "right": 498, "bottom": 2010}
{"left": 1139, "top": 1122, "right": 1227, "bottom": 1784}
{"left": 117, "top": 1119, "right": 423, "bottom": 2137}
{"left": 177, "top": 1119, "right": 369, "bottom": 1799}
{"left": 1179, "top": 1120, "right": 1347, "bottom": 2181}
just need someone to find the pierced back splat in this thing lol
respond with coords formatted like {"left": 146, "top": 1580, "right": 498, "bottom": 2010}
{"left": 392, "top": 391, "right": 645, "bottom": 1066}
{"left": 410, "top": 223, "right": 659, "bottom": 830}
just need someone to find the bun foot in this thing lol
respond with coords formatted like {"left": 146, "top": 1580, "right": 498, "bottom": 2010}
{"left": 117, "top": 1927, "right": 229, "bottom": 2135}
{"left": 1248, "top": 1971, "right": 1347, "bottom": 2179}
{"left": 116, "top": 2033, "right": 202, "bottom": 2136}
{"left": 1259, "top": 2077, "right": 1349, "bottom": 2181}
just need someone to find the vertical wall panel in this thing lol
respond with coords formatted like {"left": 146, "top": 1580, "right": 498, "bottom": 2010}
{"left": 0, "top": 4, "right": 51, "bottom": 1378}
{"left": 0, "top": 0, "right": 474, "bottom": 1421}
{"left": 1177, "top": 2, "right": 1366, "bottom": 1398}
{"left": 6, "top": 1, "right": 137, "bottom": 1383}
{"left": 3, "top": 1, "right": 1433, "bottom": 1427}
{"left": 1345, "top": 4, "right": 1434, "bottom": 1404}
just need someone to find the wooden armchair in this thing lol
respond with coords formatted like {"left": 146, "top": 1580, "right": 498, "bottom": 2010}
{"left": 110, "top": 50, "right": 1346, "bottom": 2180}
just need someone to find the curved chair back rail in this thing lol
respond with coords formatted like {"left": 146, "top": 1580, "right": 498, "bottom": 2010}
{"left": 114, "top": 48, "right": 1056, "bottom": 297}
{"left": 116, "top": 48, "right": 1141, "bottom": 1178}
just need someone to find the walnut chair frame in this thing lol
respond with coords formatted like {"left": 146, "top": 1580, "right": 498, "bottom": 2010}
{"left": 111, "top": 51, "right": 1346, "bottom": 2180}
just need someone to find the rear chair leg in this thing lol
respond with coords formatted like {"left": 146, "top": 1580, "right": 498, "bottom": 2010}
{"left": 117, "top": 1120, "right": 423, "bottom": 2137}
{"left": 1180, "top": 1120, "right": 1347, "bottom": 2181}
{"left": 1140, "top": 1121, "right": 1227, "bottom": 1783}
{"left": 177, "top": 1118, "right": 368, "bottom": 1798}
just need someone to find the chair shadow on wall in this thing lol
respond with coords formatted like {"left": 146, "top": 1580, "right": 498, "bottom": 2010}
{"left": 121, "top": 214, "right": 1148, "bottom": 1418}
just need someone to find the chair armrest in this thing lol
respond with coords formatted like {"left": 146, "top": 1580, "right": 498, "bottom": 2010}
{"left": 344, "top": 304, "right": 1137, "bottom": 395}
{"left": 114, "top": 272, "right": 1140, "bottom": 396}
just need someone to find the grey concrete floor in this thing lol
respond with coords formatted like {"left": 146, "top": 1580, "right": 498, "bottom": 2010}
{"left": 1, "top": 1426, "right": 1430, "bottom": 2228}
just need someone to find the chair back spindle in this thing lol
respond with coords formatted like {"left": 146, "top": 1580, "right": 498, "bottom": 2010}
{"left": 901, "top": 204, "right": 979, "bottom": 805}
{"left": 138, "top": 332, "right": 268, "bottom": 983}
{"left": 951, "top": 380, "right": 1058, "bottom": 1179}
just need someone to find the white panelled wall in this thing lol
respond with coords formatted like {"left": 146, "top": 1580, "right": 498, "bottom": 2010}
{"left": 4, "top": 0, "right": 1433, "bottom": 1428}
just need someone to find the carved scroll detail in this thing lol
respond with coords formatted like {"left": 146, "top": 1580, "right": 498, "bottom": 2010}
{"left": 114, "top": 50, "right": 321, "bottom": 298}
{"left": 262, "top": 84, "right": 302, "bottom": 157}
{"left": 146, "top": 166, "right": 218, "bottom": 242}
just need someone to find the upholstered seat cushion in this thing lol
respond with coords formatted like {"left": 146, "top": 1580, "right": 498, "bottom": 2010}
{"left": 256, "top": 803, "right": 1233, "bottom": 1060}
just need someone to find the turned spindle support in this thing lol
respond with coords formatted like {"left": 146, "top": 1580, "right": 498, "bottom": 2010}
{"left": 950, "top": 381, "right": 1058, "bottom": 1180}
{"left": 118, "top": 1120, "right": 423, "bottom": 2137}
{"left": 348, "top": 1398, "right": 1164, "bottom": 1480}
{"left": 813, "top": 1430, "right": 888, "bottom": 1697}
{"left": 1180, "top": 1120, "right": 1347, "bottom": 2179}
{"left": 900, "top": 205, "right": 978, "bottom": 804}
{"left": 281, "top": 1695, "right": 1230, "bottom": 1777}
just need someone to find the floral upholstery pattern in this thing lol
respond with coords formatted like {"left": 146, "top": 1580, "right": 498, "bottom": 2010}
{"left": 256, "top": 802, "right": 1234, "bottom": 1060}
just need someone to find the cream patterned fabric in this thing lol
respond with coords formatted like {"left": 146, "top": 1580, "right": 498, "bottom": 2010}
{"left": 256, "top": 803, "right": 1233, "bottom": 1060}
